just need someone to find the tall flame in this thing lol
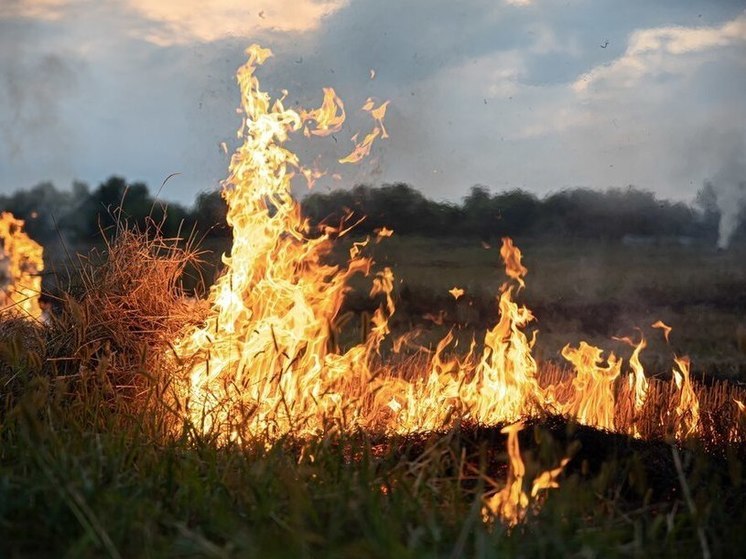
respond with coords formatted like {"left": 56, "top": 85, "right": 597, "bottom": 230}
{"left": 174, "top": 45, "right": 376, "bottom": 440}
{"left": 173, "top": 44, "right": 723, "bottom": 462}
{"left": 671, "top": 356, "right": 699, "bottom": 439}
{"left": 614, "top": 335, "right": 650, "bottom": 437}
{"left": 0, "top": 212, "right": 44, "bottom": 319}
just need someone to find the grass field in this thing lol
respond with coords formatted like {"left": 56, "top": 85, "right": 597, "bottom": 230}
{"left": 2, "top": 233, "right": 744, "bottom": 557}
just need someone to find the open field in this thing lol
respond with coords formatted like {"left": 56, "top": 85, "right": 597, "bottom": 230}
{"left": 3, "top": 403, "right": 746, "bottom": 558}
{"left": 178, "top": 236, "right": 746, "bottom": 380}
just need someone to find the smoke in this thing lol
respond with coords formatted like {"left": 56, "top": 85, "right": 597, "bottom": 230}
{"left": 0, "top": 20, "right": 78, "bottom": 179}
{"left": 710, "top": 135, "right": 746, "bottom": 249}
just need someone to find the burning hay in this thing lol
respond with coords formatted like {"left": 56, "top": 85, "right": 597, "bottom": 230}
{"left": 0, "top": 45, "right": 744, "bottom": 555}
{"left": 0, "top": 212, "right": 44, "bottom": 319}
{"left": 166, "top": 45, "right": 746, "bottom": 459}
{"left": 0, "top": 225, "right": 206, "bottom": 420}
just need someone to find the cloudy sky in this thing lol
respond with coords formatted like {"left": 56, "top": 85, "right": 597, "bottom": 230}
{"left": 1, "top": 0, "right": 745, "bottom": 205}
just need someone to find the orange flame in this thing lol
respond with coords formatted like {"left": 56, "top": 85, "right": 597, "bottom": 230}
{"left": 374, "top": 227, "right": 393, "bottom": 243}
{"left": 499, "top": 237, "right": 527, "bottom": 289}
{"left": 652, "top": 320, "right": 672, "bottom": 343}
{"left": 448, "top": 287, "right": 464, "bottom": 300}
{"left": 173, "top": 45, "right": 377, "bottom": 440}
{"left": 301, "top": 87, "right": 345, "bottom": 137}
{"left": 339, "top": 127, "right": 381, "bottom": 164}
{"left": 338, "top": 98, "right": 389, "bottom": 164}
{"left": 671, "top": 356, "right": 699, "bottom": 439}
{"left": 0, "top": 212, "right": 44, "bottom": 319}
{"left": 173, "top": 43, "right": 739, "bottom": 457}
{"left": 615, "top": 334, "right": 649, "bottom": 436}
{"left": 362, "top": 98, "right": 390, "bottom": 139}
{"left": 482, "top": 422, "right": 568, "bottom": 527}
{"left": 561, "top": 342, "right": 621, "bottom": 431}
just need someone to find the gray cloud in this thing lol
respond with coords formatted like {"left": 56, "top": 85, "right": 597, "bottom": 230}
{"left": 0, "top": 18, "right": 79, "bottom": 176}
{"left": 0, "top": 0, "right": 744, "bottom": 207}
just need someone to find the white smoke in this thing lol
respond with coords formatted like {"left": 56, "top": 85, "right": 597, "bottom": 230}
{"left": 710, "top": 136, "right": 746, "bottom": 249}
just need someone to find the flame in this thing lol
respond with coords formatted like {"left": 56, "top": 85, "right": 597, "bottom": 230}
{"left": 561, "top": 342, "right": 621, "bottom": 431}
{"left": 628, "top": 336, "right": 649, "bottom": 431}
{"left": 449, "top": 287, "right": 464, "bottom": 300}
{"left": 374, "top": 238, "right": 546, "bottom": 431}
{"left": 615, "top": 335, "right": 649, "bottom": 436}
{"left": 0, "top": 212, "right": 44, "bottom": 319}
{"left": 362, "top": 98, "right": 390, "bottom": 139}
{"left": 300, "top": 166, "right": 326, "bottom": 189}
{"left": 301, "top": 87, "right": 345, "bottom": 137}
{"left": 499, "top": 237, "right": 527, "bottom": 289}
{"left": 652, "top": 320, "right": 672, "bottom": 343}
{"left": 736, "top": 399, "right": 745, "bottom": 415}
{"left": 671, "top": 356, "right": 699, "bottom": 439}
{"left": 339, "top": 127, "right": 381, "bottom": 164}
{"left": 374, "top": 227, "right": 393, "bottom": 243}
{"left": 173, "top": 45, "right": 378, "bottom": 440}
{"left": 338, "top": 98, "right": 389, "bottom": 164}
{"left": 422, "top": 310, "right": 446, "bottom": 325}
{"left": 173, "top": 43, "right": 741, "bottom": 456}
{"left": 482, "top": 422, "right": 567, "bottom": 527}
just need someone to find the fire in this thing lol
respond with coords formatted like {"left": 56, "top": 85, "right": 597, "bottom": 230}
{"left": 462, "top": 255, "right": 544, "bottom": 424}
{"left": 560, "top": 342, "right": 621, "bottom": 431}
{"left": 167, "top": 47, "right": 746, "bottom": 531}
{"left": 172, "top": 43, "right": 718, "bottom": 447}
{"left": 171, "top": 44, "right": 550, "bottom": 441}
{"left": 482, "top": 423, "right": 568, "bottom": 527}
{"left": 339, "top": 127, "right": 381, "bottom": 164}
{"left": 0, "top": 212, "right": 44, "bottom": 319}
{"left": 449, "top": 287, "right": 464, "bottom": 300}
{"left": 671, "top": 356, "right": 699, "bottom": 439}
{"left": 338, "top": 98, "right": 389, "bottom": 164}
{"left": 499, "top": 237, "right": 527, "bottom": 289}
{"left": 374, "top": 226, "right": 393, "bottom": 242}
{"left": 614, "top": 334, "right": 650, "bottom": 437}
{"left": 173, "top": 45, "right": 380, "bottom": 440}
{"left": 362, "top": 98, "right": 390, "bottom": 139}
{"left": 301, "top": 87, "right": 345, "bottom": 137}
{"left": 652, "top": 320, "right": 672, "bottom": 343}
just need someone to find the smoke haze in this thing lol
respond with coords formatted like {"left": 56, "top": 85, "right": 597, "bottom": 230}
{"left": 0, "top": 1, "right": 744, "bottom": 206}
{"left": 711, "top": 135, "right": 746, "bottom": 249}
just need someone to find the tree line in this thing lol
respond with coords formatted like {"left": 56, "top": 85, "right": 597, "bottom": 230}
{"left": 0, "top": 177, "right": 229, "bottom": 243}
{"left": 0, "top": 176, "right": 740, "bottom": 245}
{"left": 303, "top": 182, "right": 735, "bottom": 243}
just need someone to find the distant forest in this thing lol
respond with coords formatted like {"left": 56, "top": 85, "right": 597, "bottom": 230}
{"left": 0, "top": 176, "right": 740, "bottom": 245}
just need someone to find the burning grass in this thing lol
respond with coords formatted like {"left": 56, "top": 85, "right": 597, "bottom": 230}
{"left": 2, "top": 370, "right": 745, "bottom": 557}
{"left": 1, "top": 192, "right": 744, "bottom": 559}
{"left": 2, "top": 44, "right": 746, "bottom": 556}
{"left": 1, "top": 225, "right": 207, "bottom": 422}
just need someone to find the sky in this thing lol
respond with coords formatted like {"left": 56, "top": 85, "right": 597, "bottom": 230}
{"left": 0, "top": 0, "right": 745, "bottom": 206}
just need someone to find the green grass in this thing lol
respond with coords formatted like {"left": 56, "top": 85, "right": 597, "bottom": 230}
{"left": 3, "top": 380, "right": 745, "bottom": 558}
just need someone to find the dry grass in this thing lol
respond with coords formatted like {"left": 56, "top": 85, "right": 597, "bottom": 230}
{"left": 538, "top": 364, "right": 746, "bottom": 447}
{"left": 1, "top": 224, "right": 209, "bottom": 424}
{"left": 1, "top": 229, "right": 745, "bottom": 557}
